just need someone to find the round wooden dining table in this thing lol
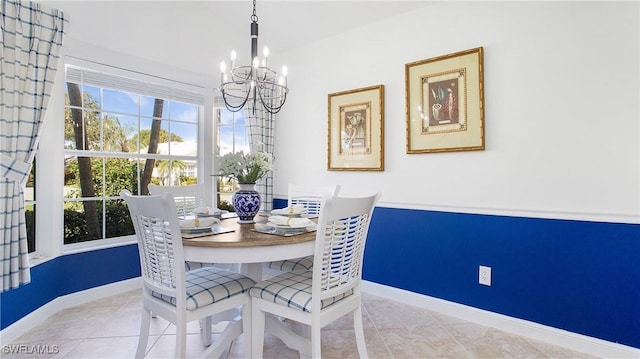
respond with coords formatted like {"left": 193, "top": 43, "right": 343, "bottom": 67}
{"left": 182, "top": 214, "right": 316, "bottom": 358}
{"left": 182, "top": 215, "right": 316, "bottom": 280}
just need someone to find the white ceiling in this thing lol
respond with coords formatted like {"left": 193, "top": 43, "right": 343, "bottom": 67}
{"left": 42, "top": 1, "right": 433, "bottom": 75}
{"left": 198, "top": 1, "right": 434, "bottom": 54}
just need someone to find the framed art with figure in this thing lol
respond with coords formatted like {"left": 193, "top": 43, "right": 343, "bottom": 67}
{"left": 405, "top": 47, "right": 485, "bottom": 153}
{"left": 328, "top": 85, "right": 384, "bottom": 171}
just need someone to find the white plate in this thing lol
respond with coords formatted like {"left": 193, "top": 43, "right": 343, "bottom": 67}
{"left": 271, "top": 208, "right": 308, "bottom": 216}
{"left": 266, "top": 221, "right": 314, "bottom": 229}
{"left": 192, "top": 207, "right": 220, "bottom": 215}
{"left": 270, "top": 212, "right": 302, "bottom": 218}
{"left": 194, "top": 209, "right": 226, "bottom": 218}
{"left": 181, "top": 227, "right": 213, "bottom": 234}
{"left": 254, "top": 224, "right": 313, "bottom": 236}
{"left": 180, "top": 223, "right": 213, "bottom": 230}
{"left": 195, "top": 214, "right": 221, "bottom": 219}
{"left": 179, "top": 217, "right": 219, "bottom": 229}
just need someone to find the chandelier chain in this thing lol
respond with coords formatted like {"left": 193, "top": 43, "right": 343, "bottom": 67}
{"left": 251, "top": 0, "right": 258, "bottom": 23}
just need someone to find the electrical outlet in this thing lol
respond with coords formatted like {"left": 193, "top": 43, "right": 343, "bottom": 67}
{"left": 479, "top": 265, "right": 492, "bottom": 286}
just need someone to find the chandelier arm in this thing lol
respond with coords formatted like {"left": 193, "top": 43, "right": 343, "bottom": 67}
{"left": 229, "top": 66, "right": 253, "bottom": 83}
{"left": 256, "top": 67, "right": 269, "bottom": 82}
{"left": 254, "top": 83, "right": 287, "bottom": 114}
{"left": 220, "top": 85, "right": 252, "bottom": 113}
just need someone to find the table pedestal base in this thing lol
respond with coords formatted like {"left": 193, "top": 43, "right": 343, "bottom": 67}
{"left": 198, "top": 312, "right": 311, "bottom": 358}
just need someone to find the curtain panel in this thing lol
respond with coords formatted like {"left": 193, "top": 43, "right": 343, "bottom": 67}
{"left": 0, "top": 0, "right": 67, "bottom": 292}
{"left": 245, "top": 104, "right": 275, "bottom": 213}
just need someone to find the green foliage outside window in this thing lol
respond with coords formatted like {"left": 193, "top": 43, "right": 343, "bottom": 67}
{"left": 128, "top": 129, "right": 183, "bottom": 151}
{"left": 62, "top": 80, "right": 198, "bottom": 245}
{"left": 64, "top": 158, "right": 139, "bottom": 243}
{"left": 63, "top": 201, "right": 134, "bottom": 244}
{"left": 65, "top": 158, "right": 139, "bottom": 198}
{"left": 25, "top": 207, "right": 35, "bottom": 253}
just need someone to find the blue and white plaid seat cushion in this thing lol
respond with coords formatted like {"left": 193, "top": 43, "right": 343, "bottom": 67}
{"left": 249, "top": 270, "right": 353, "bottom": 313}
{"left": 184, "top": 261, "right": 216, "bottom": 271}
{"left": 152, "top": 267, "right": 255, "bottom": 311}
{"left": 267, "top": 255, "right": 314, "bottom": 272}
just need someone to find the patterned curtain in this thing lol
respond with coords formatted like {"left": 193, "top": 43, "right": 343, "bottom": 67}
{"left": 0, "top": 0, "right": 67, "bottom": 292}
{"left": 245, "top": 104, "right": 275, "bottom": 213}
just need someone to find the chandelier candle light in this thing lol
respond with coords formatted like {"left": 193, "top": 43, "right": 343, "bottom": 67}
{"left": 219, "top": 0, "right": 289, "bottom": 114}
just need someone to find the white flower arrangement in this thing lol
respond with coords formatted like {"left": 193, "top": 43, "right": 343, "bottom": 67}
{"left": 215, "top": 151, "right": 273, "bottom": 184}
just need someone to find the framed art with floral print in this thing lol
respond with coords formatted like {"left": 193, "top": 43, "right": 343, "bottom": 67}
{"left": 405, "top": 47, "right": 484, "bottom": 153}
{"left": 328, "top": 85, "right": 384, "bottom": 171}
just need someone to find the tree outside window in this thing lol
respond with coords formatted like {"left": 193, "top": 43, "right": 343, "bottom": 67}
{"left": 63, "top": 67, "right": 200, "bottom": 245}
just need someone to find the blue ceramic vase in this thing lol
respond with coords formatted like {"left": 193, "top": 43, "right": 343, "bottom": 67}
{"left": 232, "top": 183, "right": 261, "bottom": 223}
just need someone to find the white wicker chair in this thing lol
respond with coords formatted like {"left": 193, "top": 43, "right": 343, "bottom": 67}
{"left": 120, "top": 190, "right": 254, "bottom": 358}
{"left": 250, "top": 192, "right": 380, "bottom": 358}
{"left": 147, "top": 183, "right": 207, "bottom": 219}
{"left": 265, "top": 184, "right": 340, "bottom": 272}
{"left": 288, "top": 183, "right": 341, "bottom": 217}
{"left": 147, "top": 183, "right": 233, "bottom": 270}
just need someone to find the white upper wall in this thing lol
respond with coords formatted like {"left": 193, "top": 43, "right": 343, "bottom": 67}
{"left": 43, "top": 1, "right": 639, "bottom": 223}
{"left": 274, "top": 1, "right": 639, "bottom": 223}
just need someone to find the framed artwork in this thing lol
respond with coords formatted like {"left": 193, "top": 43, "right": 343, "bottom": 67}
{"left": 405, "top": 47, "right": 485, "bottom": 153}
{"left": 328, "top": 85, "right": 384, "bottom": 171}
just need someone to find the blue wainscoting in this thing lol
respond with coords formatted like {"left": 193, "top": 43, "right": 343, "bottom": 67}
{"left": 0, "top": 244, "right": 140, "bottom": 330}
{"left": 2, "top": 205, "right": 639, "bottom": 350}
{"left": 364, "top": 207, "right": 640, "bottom": 349}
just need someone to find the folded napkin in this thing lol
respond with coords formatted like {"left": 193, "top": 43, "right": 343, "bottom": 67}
{"left": 179, "top": 217, "right": 219, "bottom": 229}
{"left": 268, "top": 215, "right": 313, "bottom": 228}
{"left": 193, "top": 206, "right": 221, "bottom": 215}
{"left": 271, "top": 204, "right": 307, "bottom": 216}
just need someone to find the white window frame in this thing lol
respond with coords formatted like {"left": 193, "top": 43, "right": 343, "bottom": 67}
{"left": 28, "top": 43, "right": 216, "bottom": 262}
{"left": 62, "top": 59, "right": 207, "bottom": 252}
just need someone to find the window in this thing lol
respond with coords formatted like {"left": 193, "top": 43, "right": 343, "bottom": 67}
{"left": 215, "top": 108, "right": 248, "bottom": 209}
{"left": 63, "top": 65, "right": 203, "bottom": 245}
{"left": 25, "top": 159, "right": 36, "bottom": 253}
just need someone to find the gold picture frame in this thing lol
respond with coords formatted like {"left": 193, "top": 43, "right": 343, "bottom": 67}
{"left": 405, "top": 47, "right": 485, "bottom": 153}
{"left": 328, "top": 85, "right": 384, "bottom": 171}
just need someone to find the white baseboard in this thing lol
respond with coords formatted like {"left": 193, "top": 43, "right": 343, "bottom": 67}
{"left": 0, "top": 277, "right": 141, "bottom": 346}
{"left": 362, "top": 280, "right": 640, "bottom": 358}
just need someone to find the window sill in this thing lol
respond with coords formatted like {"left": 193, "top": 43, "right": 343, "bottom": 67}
{"left": 63, "top": 235, "right": 138, "bottom": 255}
{"left": 29, "top": 254, "right": 57, "bottom": 268}
{"left": 29, "top": 236, "right": 138, "bottom": 268}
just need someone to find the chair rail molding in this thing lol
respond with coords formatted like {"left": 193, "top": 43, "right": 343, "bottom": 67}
{"left": 378, "top": 201, "right": 640, "bottom": 224}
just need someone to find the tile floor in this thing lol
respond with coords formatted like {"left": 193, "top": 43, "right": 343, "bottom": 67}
{"left": 7, "top": 289, "right": 596, "bottom": 359}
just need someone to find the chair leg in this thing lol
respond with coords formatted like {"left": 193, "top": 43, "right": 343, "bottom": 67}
{"left": 251, "top": 301, "right": 265, "bottom": 358}
{"left": 175, "top": 317, "right": 187, "bottom": 359}
{"left": 200, "top": 316, "right": 213, "bottom": 347}
{"left": 135, "top": 308, "right": 151, "bottom": 359}
{"left": 311, "top": 324, "right": 322, "bottom": 359}
{"left": 242, "top": 300, "right": 252, "bottom": 358}
{"left": 354, "top": 306, "right": 368, "bottom": 358}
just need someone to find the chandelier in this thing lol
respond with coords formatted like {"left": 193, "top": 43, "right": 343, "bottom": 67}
{"left": 218, "top": 0, "right": 289, "bottom": 114}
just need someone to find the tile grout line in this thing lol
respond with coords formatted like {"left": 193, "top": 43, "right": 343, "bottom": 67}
{"left": 431, "top": 314, "right": 475, "bottom": 359}
{"left": 362, "top": 301, "right": 395, "bottom": 359}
